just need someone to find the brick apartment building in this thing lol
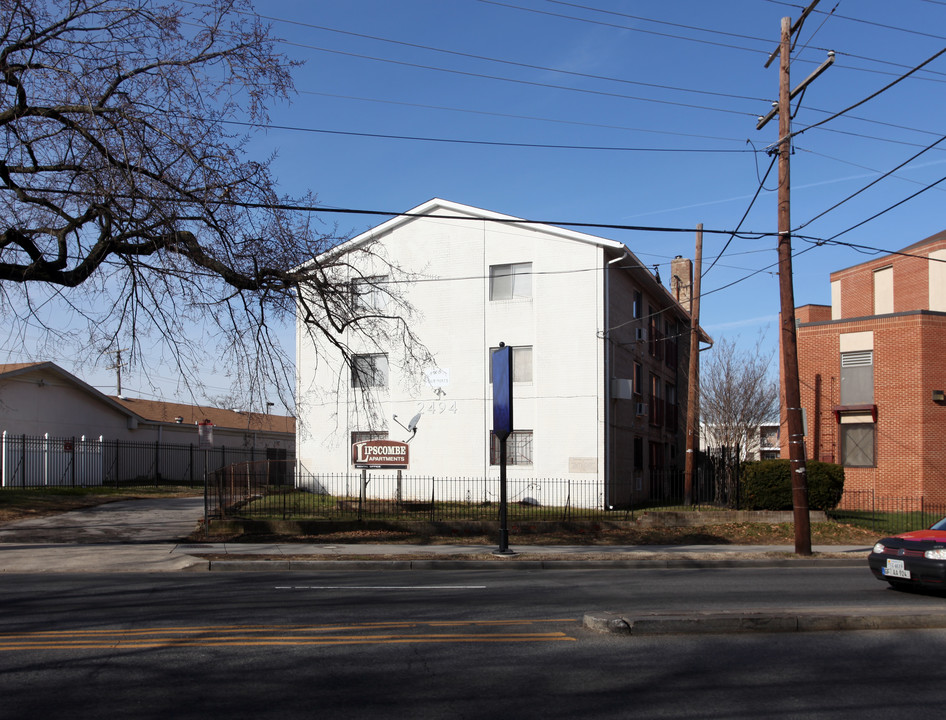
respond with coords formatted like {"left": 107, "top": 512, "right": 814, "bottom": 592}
{"left": 785, "top": 229, "right": 946, "bottom": 505}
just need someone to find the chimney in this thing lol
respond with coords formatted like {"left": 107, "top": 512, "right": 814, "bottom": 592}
{"left": 670, "top": 255, "right": 693, "bottom": 313}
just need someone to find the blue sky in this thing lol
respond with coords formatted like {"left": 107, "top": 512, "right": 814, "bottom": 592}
{"left": 11, "top": 0, "right": 946, "bottom": 409}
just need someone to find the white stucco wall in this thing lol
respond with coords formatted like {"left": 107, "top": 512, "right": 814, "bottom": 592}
{"left": 296, "top": 202, "right": 610, "bottom": 504}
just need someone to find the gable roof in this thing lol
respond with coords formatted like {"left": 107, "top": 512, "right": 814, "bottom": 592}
{"left": 0, "top": 362, "right": 294, "bottom": 434}
{"left": 306, "top": 197, "right": 710, "bottom": 344}
{"left": 315, "top": 197, "right": 625, "bottom": 263}
{"left": 110, "top": 396, "right": 295, "bottom": 434}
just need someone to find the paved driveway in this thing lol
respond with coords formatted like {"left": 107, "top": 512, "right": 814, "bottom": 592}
{"left": 0, "top": 496, "right": 205, "bottom": 544}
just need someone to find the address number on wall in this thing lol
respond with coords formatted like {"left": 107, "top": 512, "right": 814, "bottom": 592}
{"left": 416, "top": 401, "right": 458, "bottom": 415}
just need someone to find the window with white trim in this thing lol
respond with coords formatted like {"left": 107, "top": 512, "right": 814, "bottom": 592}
{"left": 489, "top": 263, "right": 532, "bottom": 300}
{"left": 351, "top": 353, "right": 389, "bottom": 388}
{"left": 489, "top": 346, "right": 533, "bottom": 383}
{"left": 840, "top": 350, "right": 873, "bottom": 405}
{"left": 351, "top": 275, "right": 387, "bottom": 311}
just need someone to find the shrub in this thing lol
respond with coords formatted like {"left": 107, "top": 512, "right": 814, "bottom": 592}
{"left": 739, "top": 459, "right": 844, "bottom": 511}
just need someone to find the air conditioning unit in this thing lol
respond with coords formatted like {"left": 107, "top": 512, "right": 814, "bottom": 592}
{"left": 635, "top": 402, "right": 648, "bottom": 416}
{"left": 635, "top": 327, "right": 647, "bottom": 342}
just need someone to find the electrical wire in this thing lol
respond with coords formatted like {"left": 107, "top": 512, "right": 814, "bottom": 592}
{"left": 794, "top": 132, "right": 946, "bottom": 231}
{"left": 792, "top": 46, "right": 946, "bottom": 140}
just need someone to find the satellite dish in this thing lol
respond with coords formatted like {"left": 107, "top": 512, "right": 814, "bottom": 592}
{"left": 407, "top": 412, "right": 422, "bottom": 432}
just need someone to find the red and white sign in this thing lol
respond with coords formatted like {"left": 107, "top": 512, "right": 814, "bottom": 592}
{"left": 352, "top": 440, "right": 410, "bottom": 469}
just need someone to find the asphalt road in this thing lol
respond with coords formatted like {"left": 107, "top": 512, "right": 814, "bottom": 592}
{"left": 2, "top": 567, "right": 945, "bottom": 719}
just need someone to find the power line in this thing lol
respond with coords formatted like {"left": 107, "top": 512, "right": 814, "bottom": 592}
{"left": 300, "top": 90, "right": 748, "bottom": 143}
{"left": 217, "top": 117, "right": 755, "bottom": 153}
{"left": 792, "top": 45, "right": 946, "bottom": 140}
{"left": 282, "top": 40, "right": 760, "bottom": 119}
{"left": 257, "top": 11, "right": 771, "bottom": 105}
{"left": 482, "top": 0, "right": 946, "bottom": 82}
{"left": 795, "top": 132, "right": 946, "bottom": 230}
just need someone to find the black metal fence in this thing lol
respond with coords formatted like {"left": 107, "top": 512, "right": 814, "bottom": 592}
{"left": 829, "top": 490, "right": 946, "bottom": 535}
{"left": 206, "top": 461, "right": 739, "bottom": 523}
{"left": 0, "top": 432, "right": 290, "bottom": 489}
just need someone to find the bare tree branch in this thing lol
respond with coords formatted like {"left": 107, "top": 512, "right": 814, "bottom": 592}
{"left": 0, "top": 0, "right": 433, "bottom": 413}
{"left": 701, "top": 336, "right": 779, "bottom": 459}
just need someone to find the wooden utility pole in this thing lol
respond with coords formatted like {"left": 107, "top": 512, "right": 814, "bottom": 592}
{"left": 757, "top": 3, "right": 831, "bottom": 555}
{"left": 776, "top": 16, "right": 811, "bottom": 555}
{"left": 108, "top": 348, "right": 128, "bottom": 396}
{"left": 684, "top": 224, "right": 703, "bottom": 506}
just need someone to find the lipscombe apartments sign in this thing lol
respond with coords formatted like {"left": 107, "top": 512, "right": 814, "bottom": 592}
{"left": 352, "top": 439, "right": 410, "bottom": 469}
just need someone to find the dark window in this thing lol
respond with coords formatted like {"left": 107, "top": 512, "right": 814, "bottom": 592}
{"left": 351, "top": 430, "right": 388, "bottom": 445}
{"left": 841, "top": 424, "right": 875, "bottom": 467}
{"left": 490, "top": 430, "right": 533, "bottom": 465}
{"left": 352, "top": 354, "right": 389, "bottom": 388}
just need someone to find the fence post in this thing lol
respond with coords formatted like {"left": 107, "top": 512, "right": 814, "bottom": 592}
{"left": 1, "top": 430, "right": 5, "bottom": 488}
{"left": 115, "top": 439, "right": 121, "bottom": 489}
{"left": 71, "top": 436, "right": 76, "bottom": 487}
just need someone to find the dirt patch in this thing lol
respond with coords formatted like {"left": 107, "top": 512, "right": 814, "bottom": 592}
{"left": 196, "top": 521, "right": 881, "bottom": 547}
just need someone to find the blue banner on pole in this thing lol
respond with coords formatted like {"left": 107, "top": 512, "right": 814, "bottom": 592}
{"left": 492, "top": 344, "right": 513, "bottom": 441}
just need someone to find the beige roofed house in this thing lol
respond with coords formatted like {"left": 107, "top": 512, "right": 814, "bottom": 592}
{"left": 0, "top": 362, "right": 294, "bottom": 487}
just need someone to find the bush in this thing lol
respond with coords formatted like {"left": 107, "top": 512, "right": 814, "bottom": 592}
{"left": 739, "top": 459, "right": 844, "bottom": 511}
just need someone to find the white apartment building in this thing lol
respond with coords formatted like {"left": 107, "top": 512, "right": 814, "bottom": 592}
{"left": 295, "top": 199, "right": 708, "bottom": 508}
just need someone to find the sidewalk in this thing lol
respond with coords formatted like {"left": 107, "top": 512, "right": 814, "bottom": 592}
{"left": 0, "top": 539, "right": 872, "bottom": 573}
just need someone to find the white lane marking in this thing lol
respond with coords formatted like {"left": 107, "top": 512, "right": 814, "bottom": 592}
{"left": 275, "top": 585, "right": 487, "bottom": 590}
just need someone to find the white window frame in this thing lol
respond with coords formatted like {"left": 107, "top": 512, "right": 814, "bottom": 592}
{"left": 351, "top": 275, "right": 387, "bottom": 312}
{"left": 489, "top": 346, "right": 533, "bottom": 383}
{"left": 489, "top": 262, "right": 532, "bottom": 301}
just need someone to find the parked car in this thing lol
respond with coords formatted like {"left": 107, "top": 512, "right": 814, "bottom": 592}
{"left": 868, "top": 517, "right": 946, "bottom": 588}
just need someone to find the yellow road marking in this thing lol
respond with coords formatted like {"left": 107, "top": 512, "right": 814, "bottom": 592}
{"left": 0, "top": 619, "right": 579, "bottom": 651}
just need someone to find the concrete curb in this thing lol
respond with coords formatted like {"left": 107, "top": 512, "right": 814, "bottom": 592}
{"left": 583, "top": 609, "right": 946, "bottom": 635}
{"left": 204, "top": 556, "right": 865, "bottom": 572}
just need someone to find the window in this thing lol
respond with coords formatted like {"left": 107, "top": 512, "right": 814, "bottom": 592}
{"left": 489, "top": 346, "right": 533, "bottom": 383}
{"left": 489, "top": 262, "right": 532, "bottom": 300}
{"left": 665, "top": 382, "right": 677, "bottom": 429}
{"left": 840, "top": 350, "right": 873, "bottom": 405}
{"left": 649, "top": 373, "right": 663, "bottom": 426}
{"left": 841, "top": 424, "right": 875, "bottom": 467}
{"left": 490, "top": 430, "right": 533, "bottom": 465}
{"left": 351, "top": 430, "right": 388, "bottom": 445}
{"left": 351, "top": 353, "right": 389, "bottom": 388}
{"left": 633, "top": 291, "right": 643, "bottom": 319}
{"left": 633, "top": 362, "right": 643, "bottom": 396}
{"left": 351, "top": 275, "right": 387, "bottom": 311}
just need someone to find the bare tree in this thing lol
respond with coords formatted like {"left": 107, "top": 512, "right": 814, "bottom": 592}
{"left": 700, "top": 336, "right": 779, "bottom": 460}
{"left": 0, "top": 0, "right": 430, "bottom": 411}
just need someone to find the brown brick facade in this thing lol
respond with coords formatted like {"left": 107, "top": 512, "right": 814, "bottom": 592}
{"left": 785, "top": 229, "right": 946, "bottom": 506}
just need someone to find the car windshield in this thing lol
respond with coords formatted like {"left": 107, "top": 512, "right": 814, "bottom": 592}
{"left": 931, "top": 518, "right": 946, "bottom": 531}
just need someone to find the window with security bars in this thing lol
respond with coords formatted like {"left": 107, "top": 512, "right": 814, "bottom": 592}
{"left": 489, "top": 430, "right": 533, "bottom": 465}
{"left": 840, "top": 350, "right": 873, "bottom": 405}
{"left": 351, "top": 430, "right": 388, "bottom": 445}
{"left": 840, "top": 423, "right": 875, "bottom": 467}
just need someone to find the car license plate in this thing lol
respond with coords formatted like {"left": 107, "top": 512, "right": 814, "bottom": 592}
{"left": 883, "top": 559, "right": 911, "bottom": 579}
